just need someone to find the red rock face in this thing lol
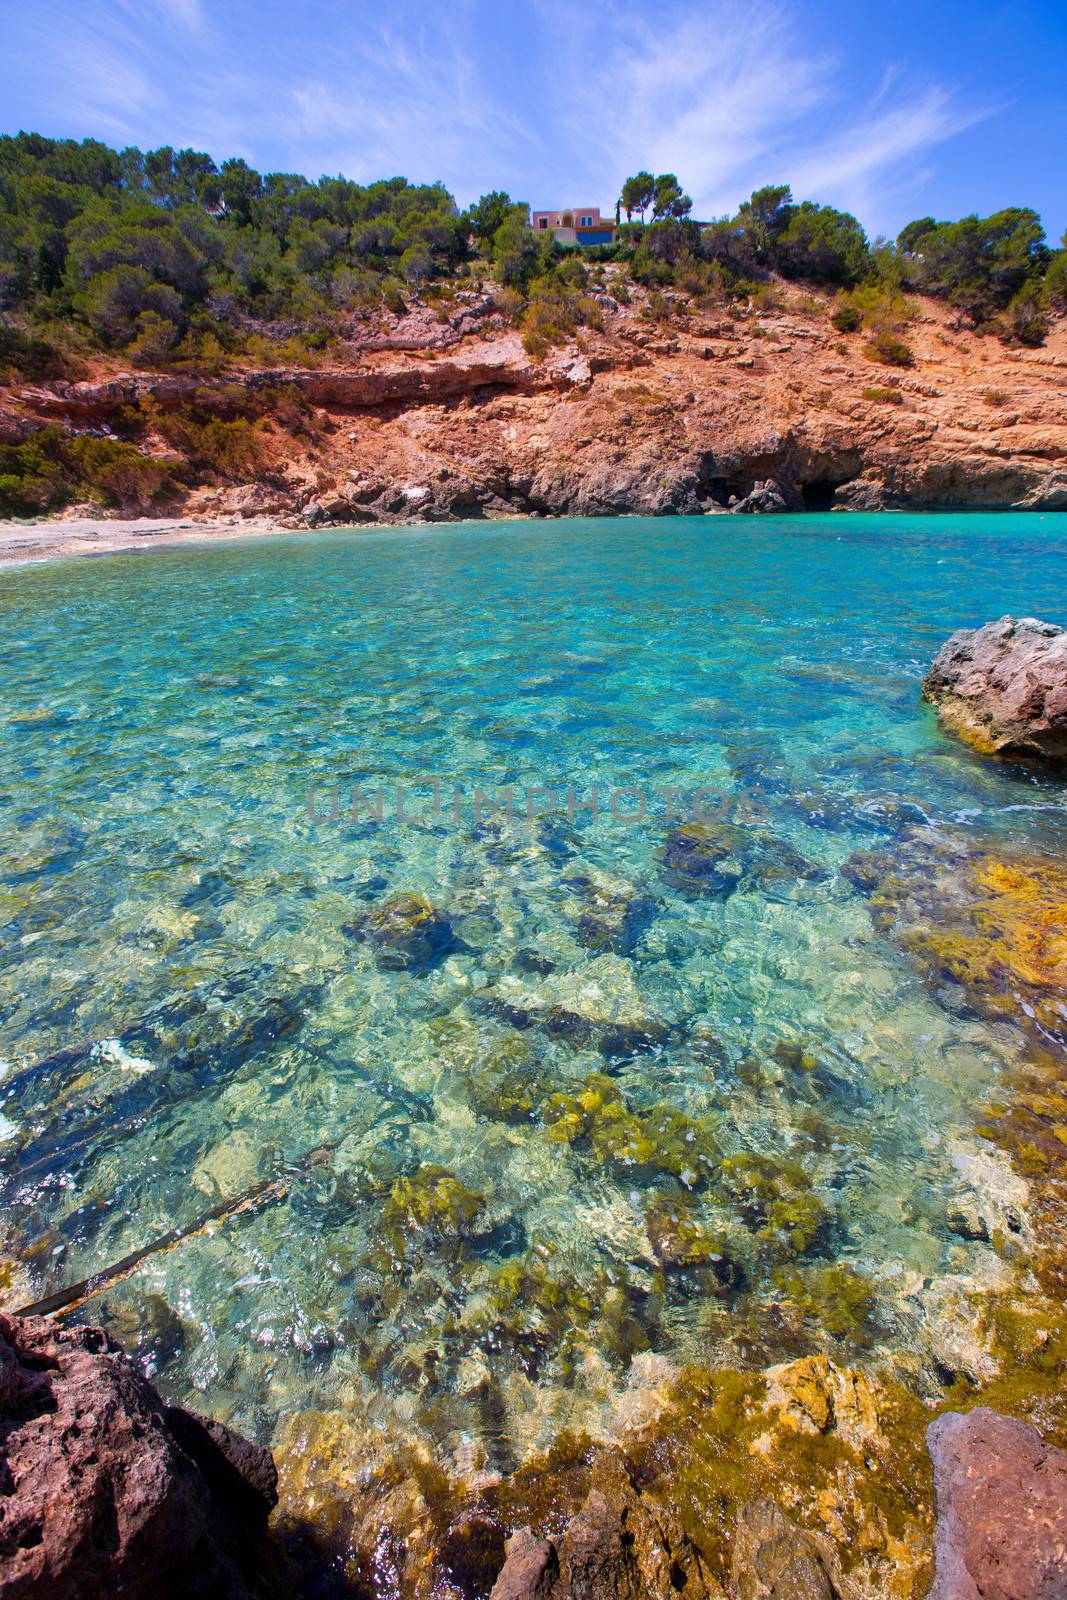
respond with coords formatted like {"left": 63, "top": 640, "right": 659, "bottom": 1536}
{"left": 0, "top": 1312, "right": 276, "bottom": 1600}
{"left": 922, "top": 615, "right": 1067, "bottom": 761}
{"left": 4, "top": 284, "right": 1066, "bottom": 526}
{"left": 926, "top": 1408, "right": 1067, "bottom": 1600}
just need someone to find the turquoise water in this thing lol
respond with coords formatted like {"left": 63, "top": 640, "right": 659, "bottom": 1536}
{"left": 1, "top": 512, "right": 1066, "bottom": 1467}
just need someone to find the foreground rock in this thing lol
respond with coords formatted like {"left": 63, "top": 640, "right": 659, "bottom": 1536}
{"left": 0, "top": 1312, "right": 277, "bottom": 1599}
{"left": 732, "top": 478, "right": 789, "bottom": 514}
{"left": 922, "top": 616, "right": 1067, "bottom": 761}
{"left": 926, "top": 1407, "right": 1067, "bottom": 1600}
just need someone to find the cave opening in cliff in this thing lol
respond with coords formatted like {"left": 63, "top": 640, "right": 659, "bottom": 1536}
{"left": 800, "top": 479, "right": 838, "bottom": 512}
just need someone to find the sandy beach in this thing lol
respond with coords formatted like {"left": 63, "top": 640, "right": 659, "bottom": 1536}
{"left": 0, "top": 516, "right": 306, "bottom": 567}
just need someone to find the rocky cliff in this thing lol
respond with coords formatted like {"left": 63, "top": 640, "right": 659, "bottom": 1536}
{"left": 2, "top": 280, "right": 1066, "bottom": 528}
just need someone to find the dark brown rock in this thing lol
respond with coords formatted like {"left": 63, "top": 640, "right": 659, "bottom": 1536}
{"left": 487, "top": 1455, "right": 716, "bottom": 1600}
{"left": 733, "top": 478, "right": 789, "bottom": 514}
{"left": 728, "top": 1499, "right": 856, "bottom": 1600}
{"left": 0, "top": 1312, "right": 276, "bottom": 1600}
{"left": 343, "top": 891, "right": 457, "bottom": 970}
{"left": 926, "top": 1407, "right": 1067, "bottom": 1600}
{"left": 922, "top": 615, "right": 1067, "bottom": 761}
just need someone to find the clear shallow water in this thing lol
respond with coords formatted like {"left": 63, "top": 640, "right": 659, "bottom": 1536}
{"left": 1, "top": 512, "right": 1066, "bottom": 1466}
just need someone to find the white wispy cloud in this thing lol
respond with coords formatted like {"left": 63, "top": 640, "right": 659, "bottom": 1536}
{"left": 541, "top": 0, "right": 988, "bottom": 224}
{"left": 548, "top": 0, "right": 828, "bottom": 213}
{"left": 787, "top": 86, "right": 995, "bottom": 219}
{"left": 0, "top": 0, "right": 999, "bottom": 232}
{"left": 283, "top": 12, "right": 536, "bottom": 192}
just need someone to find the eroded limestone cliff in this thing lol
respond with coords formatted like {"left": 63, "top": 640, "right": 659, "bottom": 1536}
{"left": 2, "top": 279, "right": 1065, "bottom": 529}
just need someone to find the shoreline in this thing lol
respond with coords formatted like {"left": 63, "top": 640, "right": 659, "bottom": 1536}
{"left": 2, "top": 505, "right": 1065, "bottom": 570}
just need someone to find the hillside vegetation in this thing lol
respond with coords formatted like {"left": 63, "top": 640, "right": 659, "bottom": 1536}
{"left": 0, "top": 135, "right": 1065, "bottom": 523}
{"left": 2, "top": 135, "right": 1064, "bottom": 378}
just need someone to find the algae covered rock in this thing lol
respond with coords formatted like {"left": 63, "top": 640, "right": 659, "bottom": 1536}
{"left": 541, "top": 1073, "right": 720, "bottom": 1186}
{"left": 462, "top": 1032, "right": 552, "bottom": 1124}
{"left": 922, "top": 614, "right": 1067, "bottom": 761}
{"left": 490, "top": 953, "right": 668, "bottom": 1054}
{"left": 768, "top": 1264, "right": 876, "bottom": 1346}
{"left": 663, "top": 821, "right": 754, "bottom": 896}
{"left": 846, "top": 829, "right": 1067, "bottom": 1050}
{"left": 644, "top": 1191, "right": 744, "bottom": 1286}
{"left": 720, "top": 1152, "right": 832, "bottom": 1257}
{"left": 344, "top": 891, "right": 457, "bottom": 969}
{"left": 381, "top": 1163, "right": 487, "bottom": 1243}
{"left": 759, "top": 1355, "right": 880, "bottom": 1450}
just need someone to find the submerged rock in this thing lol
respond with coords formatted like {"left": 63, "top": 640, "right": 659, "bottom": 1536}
{"left": 663, "top": 822, "right": 753, "bottom": 897}
{"left": 490, "top": 954, "right": 668, "bottom": 1054}
{"left": 663, "top": 821, "right": 822, "bottom": 899}
{"left": 0, "top": 1312, "right": 276, "bottom": 1599}
{"left": 729, "top": 1499, "right": 857, "bottom": 1600}
{"left": 845, "top": 829, "right": 1067, "bottom": 1051}
{"left": 566, "top": 867, "right": 657, "bottom": 955}
{"left": 922, "top": 615, "right": 1067, "bottom": 761}
{"left": 926, "top": 1407, "right": 1067, "bottom": 1600}
{"left": 344, "top": 891, "right": 456, "bottom": 969}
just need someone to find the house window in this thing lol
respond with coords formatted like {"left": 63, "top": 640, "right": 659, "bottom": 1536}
{"left": 538, "top": 218, "right": 547, "bottom": 229}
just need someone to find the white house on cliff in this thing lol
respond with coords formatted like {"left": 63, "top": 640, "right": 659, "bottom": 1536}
{"left": 529, "top": 207, "right": 616, "bottom": 245}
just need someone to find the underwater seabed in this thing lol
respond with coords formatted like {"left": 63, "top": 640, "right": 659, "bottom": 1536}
{"left": 2, "top": 513, "right": 1067, "bottom": 1594}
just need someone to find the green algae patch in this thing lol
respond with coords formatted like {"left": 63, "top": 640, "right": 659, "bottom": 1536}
{"left": 541, "top": 1072, "right": 721, "bottom": 1184}
{"left": 381, "top": 1165, "right": 487, "bottom": 1243}
{"left": 460, "top": 1032, "right": 551, "bottom": 1124}
{"left": 770, "top": 1262, "right": 877, "bottom": 1346}
{"left": 645, "top": 1190, "right": 742, "bottom": 1283}
{"left": 470, "top": 1251, "right": 655, "bottom": 1373}
{"left": 720, "top": 1152, "right": 832, "bottom": 1256}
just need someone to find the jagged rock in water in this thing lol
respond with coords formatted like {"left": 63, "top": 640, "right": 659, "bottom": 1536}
{"left": 728, "top": 1499, "right": 857, "bottom": 1600}
{"left": 922, "top": 615, "right": 1067, "bottom": 761}
{"left": 926, "top": 1407, "right": 1067, "bottom": 1600}
{"left": 343, "top": 891, "right": 456, "bottom": 969}
{"left": 833, "top": 477, "right": 887, "bottom": 511}
{"left": 0, "top": 1312, "right": 277, "bottom": 1599}
{"left": 489, "top": 1455, "right": 720, "bottom": 1599}
{"left": 733, "top": 479, "right": 789, "bottom": 514}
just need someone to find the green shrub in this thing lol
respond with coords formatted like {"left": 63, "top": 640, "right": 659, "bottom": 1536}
{"left": 830, "top": 301, "right": 862, "bottom": 332}
{"left": 862, "top": 385, "right": 903, "bottom": 405}
{"left": 150, "top": 408, "right": 262, "bottom": 480}
{"left": 1004, "top": 289, "right": 1048, "bottom": 346}
{"left": 0, "top": 426, "right": 180, "bottom": 515}
{"left": 862, "top": 329, "right": 914, "bottom": 367}
{"left": 833, "top": 284, "right": 917, "bottom": 335}
{"left": 896, "top": 207, "right": 1048, "bottom": 320}
{"left": 0, "top": 324, "right": 83, "bottom": 381}
{"left": 1045, "top": 249, "right": 1067, "bottom": 311}
{"left": 518, "top": 275, "right": 601, "bottom": 359}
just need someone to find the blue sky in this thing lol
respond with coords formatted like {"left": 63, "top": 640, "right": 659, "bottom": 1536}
{"left": 1, "top": 0, "right": 1064, "bottom": 241}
